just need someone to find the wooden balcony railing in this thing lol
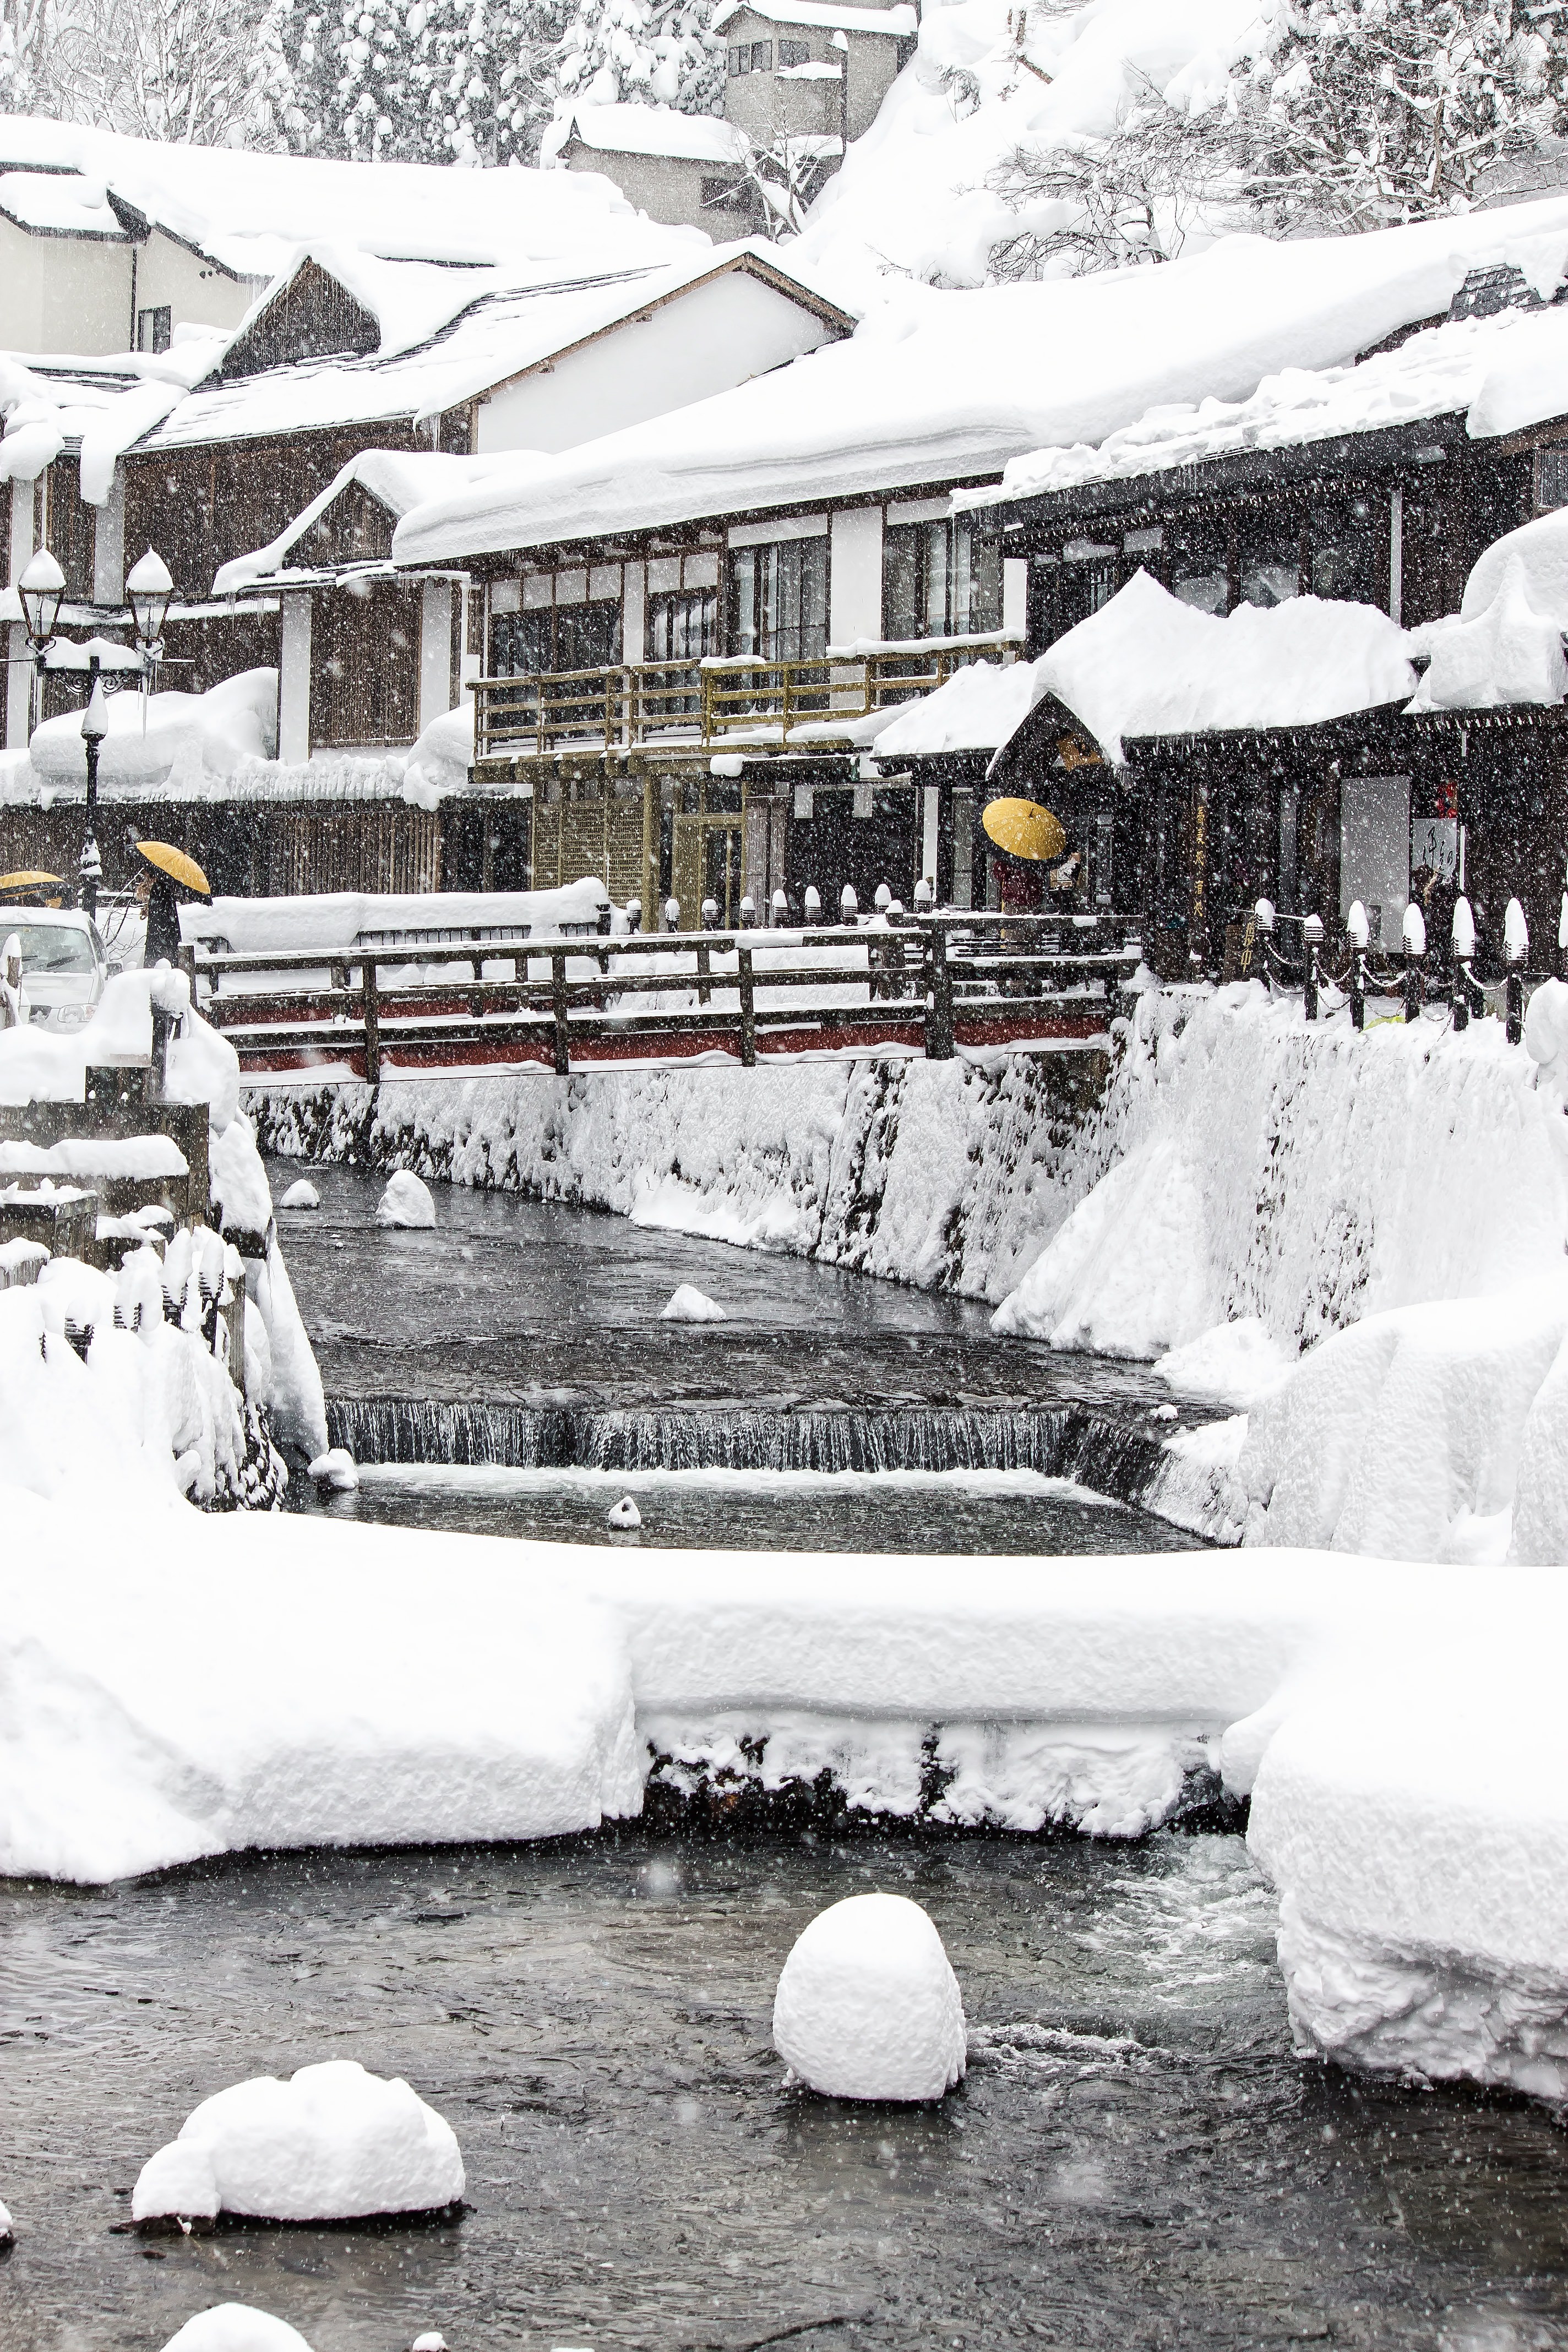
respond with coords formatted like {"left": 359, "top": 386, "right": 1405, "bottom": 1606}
{"left": 472, "top": 636, "right": 1022, "bottom": 761}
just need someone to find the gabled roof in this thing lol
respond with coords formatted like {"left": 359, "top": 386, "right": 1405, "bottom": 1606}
{"left": 0, "top": 168, "right": 126, "bottom": 241}
{"left": 712, "top": 0, "right": 916, "bottom": 32}
{"left": 136, "top": 243, "right": 854, "bottom": 452}
{"left": 213, "top": 449, "right": 518, "bottom": 592}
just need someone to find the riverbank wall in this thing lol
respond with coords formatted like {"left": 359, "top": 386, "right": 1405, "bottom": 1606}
{"left": 252, "top": 984, "right": 1568, "bottom": 1353}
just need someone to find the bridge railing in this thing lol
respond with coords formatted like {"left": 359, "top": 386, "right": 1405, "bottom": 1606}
{"left": 187, "top": 911, "right": 1143, "bottom": 1087}
{"left": 471, "top": 636, "right": 1023, "bottom": 760}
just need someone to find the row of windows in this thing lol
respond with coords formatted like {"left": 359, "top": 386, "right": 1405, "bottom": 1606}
{"left": 489, "top": 520, "right": 1005, "bottom": 677}
{"left": 727, "top": 37, "right": 810, "bottom": 72}
{"left": 1044, "top": 499, "right": 1380, "bottom": 640}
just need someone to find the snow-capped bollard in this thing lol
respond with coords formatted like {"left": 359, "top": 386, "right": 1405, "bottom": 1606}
{"left": 412, "top": 2335, "right": 448, "bottom": 2352}
{"left": 914, "top": 876, "right": 935, "bottom": 913}
{"left": 1402, "top": 900, "right": 1427, "bottom": 1023}
{"left": 0, "top": 2196, "right": 13, "bottom": 2249}
{"left": 771, "top": 887, "right": 788, "bottom": 927}
{"left": 626, "top": 897, "right": 643, "bottom": 935}
{"left": 874, "top": 883, "right": 892, "bottom": 913}
{"left": 840, "top": 885, "right": 858, "bottom": 925}
{"left": 376, "top": 1171, "right": 435, "bottom": 1229}
{"left": 1505, "top": 896, "right": 1529, "bottom": 1044}
{"left": 278, "top": 1179, "right": 320, "bottom": 1211}
{"left": 607, "top": 1495, "right": 641, "bottom": 1531}
{"left": 1302, "top": 913, "right": 1324, "bottom": 1021}
{"left": 1346, "top": 900, "right": 1369, "bottom": 1031}
{"left": 134, "top": 2059, "right": 464, "bottom": 2229}
{"left": 160, "top": 2306, "right": 316, "bottom": 2352}
{"left": 308, "top": 1447, "right": 359, "bottom": 1493}
{"left": 660, "top": 1283, "right": 726, "bottom": 1323}
{"left": 739, "top": 895, "right": 757, "bottom": 928}
{"left": 663, "top": 897, "right": 680, "bottom": 934}
{"left": 773, "top": 1892, "right": 967, "bottom": 2103}
{"left": 803, "top": 885, "right": 822, "bottom": 923}
{"left": 701, "top": 896, "right": 718, "bottom": 930}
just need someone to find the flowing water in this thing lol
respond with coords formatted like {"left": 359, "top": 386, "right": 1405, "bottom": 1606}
{"left": 7, "top": 1828, "right": 1568, "bottom": 2352}
{"left": 275, "top": 1162, "right": 1206, "bottom": 1554}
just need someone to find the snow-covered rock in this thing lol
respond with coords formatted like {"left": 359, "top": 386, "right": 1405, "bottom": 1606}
{"left": 0, "top": 2197, "right": 12, "bottom": 2245}
{"left": 660, "top": 1283, "right": 726, "bottom": 1322}
{"left": 773, "top": 1892, "right": 967, "bottom": 2102}
{"left": 277, "top": 1178, "right": 320, "bottom": 1211}
{"left": 607, "top": 1495, "right": 641, "bottom": 1528}
{"left": 161, "top": 2306, "right": 314, "bottom": 2352}
{"left": 377, "top": 1170, "right": 436, "bottom": 1229}
{"left": 1156, "top": 1318, "right": 1294, "bottom": 1410}
{"left": 308, "top": 1446, "right": 358, "bottom": 1493}
{"left": 134, "top": 2060, "right": 464, "bottom": 2226}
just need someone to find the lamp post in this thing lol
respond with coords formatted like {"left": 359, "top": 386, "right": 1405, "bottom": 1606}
{"left": 79, "top": 663, "right": 107, "bottom": 922}
{"left": 17, "top": 547, "right": 65, "bottom": 739}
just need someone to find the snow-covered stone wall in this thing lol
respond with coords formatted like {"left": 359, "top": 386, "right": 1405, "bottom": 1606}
{"left": 254, "top": 986, "right": 1568, "bottom": 1347}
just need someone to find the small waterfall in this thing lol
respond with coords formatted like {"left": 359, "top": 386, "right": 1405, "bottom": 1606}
{"left": 326, "top": 1397, "right": 1170, "bottom": 1504}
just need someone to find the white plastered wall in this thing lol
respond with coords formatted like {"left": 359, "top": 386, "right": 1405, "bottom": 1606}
{"left": 476, "top": 271, "right": 839, "bottom": 456}
{"left": 829, "top": 506, "right": 883, "bottom": 646}
{"left": 134, "top": 231, "right": 264, "bottom": 341}
{"left": 279, "top": 592, "right": 313, "bottom": 766}
{"left": 0, "top": 219, "right": 131, "bottom": 355}
{"left": 419, "top": 579, "right": 455, "bottom": 733}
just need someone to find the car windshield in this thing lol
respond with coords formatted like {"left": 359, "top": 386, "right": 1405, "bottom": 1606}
{"left": 7, "top": 923, "right": 96, "bottom": 974}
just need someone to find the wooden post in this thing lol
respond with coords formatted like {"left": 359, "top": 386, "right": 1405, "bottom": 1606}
{"left": 551, "top": 948, "right": 570, "bottom": 1076}
{"left": 696, "top": 939, "right": 712, "bottom": 1006}
{"left": 362, "top": 956, "right": 381, "bottom": 1088}
{"left": 737, "top": 944, "right": 756, "bottom": 1066}
{"left": 927, "top": 922, "right": 954, "bottom": 1059}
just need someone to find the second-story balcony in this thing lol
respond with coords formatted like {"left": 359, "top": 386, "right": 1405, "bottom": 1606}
{"left": 471, "top": 634, "right": 1022, "bottom": 765}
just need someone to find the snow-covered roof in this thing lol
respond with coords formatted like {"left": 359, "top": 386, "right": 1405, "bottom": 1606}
{"left": 0, "top": 111, "right": 701, "bottom": 288}
{"left": 712, "top": 0, "right": 915, "bottom": 32}
{"left": 1411, "top": 510, "right": 1568, "bottom": 714}
{"left": 1020, "top": 571, "right": 1417, "bottom": 763}
{"left": 984, "top": 282, "right": 1568, "bottom": 515}
{"left": 0, "top": 168, "right": 126, "bottom": 239}
{"left": 390, "top": 201, "right": 1568, "bottom": 569}
{"left": 213, "top": 450, "right": 525, "bottom": 593}
{"left": 547, "top": 105, "right": 749, "bottom": 165}
{"left": 139, "top": 243, "right": 850, "bottom": 451}
{"left": 872, "top": 657, "right": 1049, "bottom": 758}
{"left": 0, "top": 347, "right": 211, "bottom": 503}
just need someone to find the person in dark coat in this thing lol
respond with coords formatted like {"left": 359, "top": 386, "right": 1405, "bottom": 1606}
{"left": 139, "top": 868, "right": 183, "bottom": 966}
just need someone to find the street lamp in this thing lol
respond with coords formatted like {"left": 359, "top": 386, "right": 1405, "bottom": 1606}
{"left": 79, "top": 663, "right": 107, "bottom": 922}
{"left": 127, "top": 547, "right": 172, "bottom": 662}
{"left": 17, "top": 548, "right": 65, "bottom": 738}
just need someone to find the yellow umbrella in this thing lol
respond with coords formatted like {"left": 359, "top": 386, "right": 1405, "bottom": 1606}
{"left": 136, "top": 840, "right": 211, "bottom": 897}
{"left": 982, "top": 798, "right": 1067, "bottom": 864}
{"left": 0, "top": 869, "right": 63, "bottom": 895}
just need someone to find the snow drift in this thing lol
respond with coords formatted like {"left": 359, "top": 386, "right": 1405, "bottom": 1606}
{"left": 134, "top": 2060, "right": 463, "bottom": 2225}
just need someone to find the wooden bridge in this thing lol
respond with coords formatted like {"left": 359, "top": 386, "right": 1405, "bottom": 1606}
{"left": 189, "top": 912, "right": 1142, "bottom": 1088}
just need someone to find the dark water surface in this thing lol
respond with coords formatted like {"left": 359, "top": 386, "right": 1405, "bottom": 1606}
{"left": 274, "top": 1160, "right": 1206, "bottom": 1555}
{"left": 6, "top": 1830, "right": 1568, "bottom": 2352}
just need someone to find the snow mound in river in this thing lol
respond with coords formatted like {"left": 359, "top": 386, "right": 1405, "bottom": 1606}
{"left": 377, "top": 1170, "right": 435, "bottom": 1228}
{"left": 134, "top": 2060, "right": 463, "bottom": 2224}
{"left": 660, "top": 1282, "right": 726, "bottom": 1322}
{"left": 277, "top": 1178, "right": 320, "bottom": 1210}
{"left": 162, "top": 2308, "right": 314, "bottom": 2352}
{"left": 773, "top": 1892, "right": 967, "bottom": 2101}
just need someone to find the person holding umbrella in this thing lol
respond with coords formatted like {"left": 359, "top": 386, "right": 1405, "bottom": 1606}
{"left": 134, "top": 840, "right": 211, "bottom": 967}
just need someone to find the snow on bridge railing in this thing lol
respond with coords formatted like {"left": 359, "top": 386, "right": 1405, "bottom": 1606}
{"left": 187, "top": 910, "right": 1144, "bottom": 1089}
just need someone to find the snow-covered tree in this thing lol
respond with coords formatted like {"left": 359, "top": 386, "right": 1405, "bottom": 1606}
{"left": 267, "top": 0, "right": 567, "bottom": 162}
{"left": 20, "top": 0, "right": 291, "bottom": 142}
{"left": 1254, "top": 0, "right": 1568, "bottom": 228}
{"left": 0, "top": 0, "right": 51, "bottom": 108}
{"left": 552, "top": 0, "right": 720, "bottom": 117}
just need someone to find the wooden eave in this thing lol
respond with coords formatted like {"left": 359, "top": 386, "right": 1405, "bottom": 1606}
{"left": 971, "top": 413, "right": 1474, "bottom": 544}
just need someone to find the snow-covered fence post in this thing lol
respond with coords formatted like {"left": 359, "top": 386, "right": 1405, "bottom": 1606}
{"left": 1253, "top": 897, "right": 1275, "bottom": 989}
{"left": 551, "top": 950, "right": 570, "bottom": 1076}
{"left": 701, "top": 896, "right": 718, "bottom": 931}
{"left": 1346, "top": 900, "right": 1369, "bottom": 1031}
{"left": 362, "top": 957, "right": 382, "bottom": 1090}
{"left": 771, "top": 888, "right": 788, "bottom": 928}
{"left": 695, "top": 934, "right": 712, "bottom": 1006}
{"left": 1505, "top": 897, "right": 1529, "bottom": 1044}
{"left": 1452, "top": 896, "right": 1477, "bottom": 1032}
{"left": 740, "top": 895, "right": 756, "bottom": 929}
{"left": 627, "top": 897, "right": 643, "bottom": 935}
{"left": 926, "top": 921, "right": 954, "bottom": 1060}
{"left": 147, "top": 1003, "right": 176, "bottom": 1103}
{"left": 1402, "top": 900, "right": 1426, "bottom": 1022}
{"left": 1303, "top": 913, "right": 1324, "bottom": 1021}
{"left": 840, "top": 885, "right": 858, "bottom": 927}
{"left": 663, "top": 897, "right": 680, "bottom": 934}
{"left": 737, "top": 945, "right": 756, "bottom": 1068}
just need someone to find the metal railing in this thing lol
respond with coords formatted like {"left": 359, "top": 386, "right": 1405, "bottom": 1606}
{"left": 471, "top": 638, "right": 1022, "bottom": 760}
{"left": 187, "top": 910, "right": 1142, "bottom": 1088}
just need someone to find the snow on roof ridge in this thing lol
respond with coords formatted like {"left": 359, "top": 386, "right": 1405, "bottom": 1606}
{"left": 548, "top": 103, "right": 751, "bottom": 165}
{"left": 711, "top": 0, "right": 916, "bottom": 30}
{"left": 213, "top": 448, "right": 536, "bottom": 594}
